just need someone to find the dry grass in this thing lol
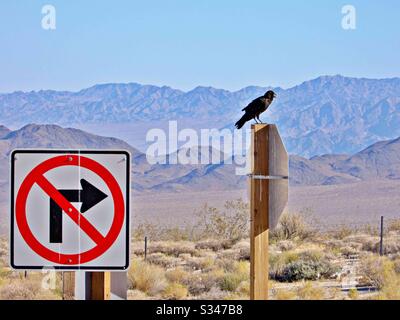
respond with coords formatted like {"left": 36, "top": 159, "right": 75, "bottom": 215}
{"left": 270, "top": 213, "right": 315, "bottom": 242}
{"left": 0, "top": 202, "right": 399, "bottom": 300}
{"left": 275, "top": 288, "right": 297, "bottom": 300}
{"left": 128, "top": 260, "right": 167, "bottom": 296}
{"left": 162, "top": 283, "right": 188, "bottom": 300}
{"left": 296, "top": 282, "right": 325, "bottom": 300}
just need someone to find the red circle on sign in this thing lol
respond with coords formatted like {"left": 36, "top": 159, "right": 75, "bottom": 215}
{"left": 15, "top": 155, "right": 125, "bottom": 265}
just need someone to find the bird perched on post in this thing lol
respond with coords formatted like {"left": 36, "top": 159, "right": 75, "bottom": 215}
{"left": 235, "top": 90, "right": 277, "bottom": 129}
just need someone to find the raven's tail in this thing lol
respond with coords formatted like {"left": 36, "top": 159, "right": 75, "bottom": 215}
{"left": 235, "top": 114, "right": 251, "bottom": 129}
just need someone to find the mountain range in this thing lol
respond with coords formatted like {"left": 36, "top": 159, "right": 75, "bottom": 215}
{"left": 1, "top": 75, "right": 400, "bottom": 157}
{"left": 0, "top": 124, "right": 400, "bottom": 232}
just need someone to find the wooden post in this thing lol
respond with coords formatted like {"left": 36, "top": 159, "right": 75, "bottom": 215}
{"left": 380, "top": 216, "right": 384, "bottom": 256}
{"left": 250, "top": 124, "right": 270, "bottom": 300}
{"left": 90, "top": 272, "right": 111, "bottom": 300}
{"left": 62, "top": 272, "right": 75, "bottom": 300}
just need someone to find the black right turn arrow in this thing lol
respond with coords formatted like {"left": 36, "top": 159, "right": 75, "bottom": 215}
{"left": 49, "top": 179, "right": 108, "bottom": 243}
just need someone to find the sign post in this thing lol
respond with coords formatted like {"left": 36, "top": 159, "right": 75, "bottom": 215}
{"left": 11, "top": 150, "right": 130, "bottom": 299}
{"left": 249, "top": 124, "right": 288, "bottom": 300}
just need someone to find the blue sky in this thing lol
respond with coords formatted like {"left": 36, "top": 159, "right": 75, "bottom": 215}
{"left": 0, "top": 0, "right": 399, "bottom": 93}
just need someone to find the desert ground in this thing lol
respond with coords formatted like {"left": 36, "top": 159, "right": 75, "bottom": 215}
{"left": 133, "top": 179, "right": 400, "bottom": 228}
{"left": 1, "top": 205, "right": 399, "bottom": 300}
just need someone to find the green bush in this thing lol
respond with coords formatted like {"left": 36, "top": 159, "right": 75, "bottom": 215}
{"left": 270, "top": 250, "right": 339, "bottom": 282}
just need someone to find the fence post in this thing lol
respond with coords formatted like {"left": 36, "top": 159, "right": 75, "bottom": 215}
{"left": 144, "top": 236, "right": 148, "bottom": 260}
{"left": 380, "top": 216, "right": 384, "bottom": 256}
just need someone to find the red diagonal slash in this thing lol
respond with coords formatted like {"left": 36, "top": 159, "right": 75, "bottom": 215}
{"left": 35, "top": 174, "right": 105, "bottom": 245}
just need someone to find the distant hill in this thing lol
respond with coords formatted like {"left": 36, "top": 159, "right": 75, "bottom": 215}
{"left": 1, "top": 75, "right": 400, "bottom": 157}
{"left": 0, "top": 124, "right": 141, "bottom": 183}
{"left": 1, "top": 124, "right": 400, "bottom": 193}
{"left": 290, "top": 137, "right": 400, "bottom": 185}
{"left": 0, "top": 125, "right": 10, "bottom": 139}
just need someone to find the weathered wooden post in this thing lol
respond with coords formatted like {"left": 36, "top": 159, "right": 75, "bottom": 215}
{"left": 249, "top": 124, "right": 288, "bottom": 300}
{"left": 62, "top": 272, "right": 75, "bottom": 300}
{"left": 90, "top": 272, "right": 111, "bottom": 300}
{"left": 69, "top": 271, "right": 127, "bottom": 300}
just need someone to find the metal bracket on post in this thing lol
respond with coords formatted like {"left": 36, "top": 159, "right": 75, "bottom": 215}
{"left": 248, "top": 174, "right": 288, "bottom": 181}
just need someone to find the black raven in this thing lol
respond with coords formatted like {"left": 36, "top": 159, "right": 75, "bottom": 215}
{"left": 235, "top": 90, "right": 277, "bottom": 129}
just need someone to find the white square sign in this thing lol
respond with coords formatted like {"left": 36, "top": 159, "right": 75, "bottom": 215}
{"left": 10, "top": 150, "right": 130, "bottom": 271}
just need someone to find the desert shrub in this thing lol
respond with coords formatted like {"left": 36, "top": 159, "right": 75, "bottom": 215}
{"left": 185, "top": 256, "right": 214, "bottom": 271}
{"left": 358, "top": 255, "right": 397, "bottom": 290}
{"left": 224, "top": 292, "right": 249, "bottom": 300}
{"left": 148, "top": 242, "right": 196, "bottom": 257}
{"left": 393, "top": 258, "right": 400, "bottom": 274}
{"left": 0, "top": 279, "right": 41, "bottom": 300}
{"left": 128, "top": 289, "right": 148, "bottom": 300}
{"left": 323, "top": 239, "right": 346, "bottom": 251}
{"left": 360, "top": 238, "right": 380, "bottom": 253}
{"left": 182, "top": 270, "right": 223, "bottom": 296}
{"left": 361, "top": 224, "right": 379, "bottom": 236}
{"left": 232, "top": 240, "right": 250, "bottom": 257}
{"left": 274, "top": 288, "right": 296, "bottom": 300}
{"left": 377, "top": 274, "right": 400, "bottom": 300}
{"left": 182, "top": 273, "right": 206, "bottom": 296}
{"left": 348, "top": 288, "right": 359, "bottom": 300}
{"left": 128, "top": 260, "right": 167, "bottom": 295}
{"left": 195, "top": 239, "right": 235, "bottom": 251}
{"left": 297, "top": 282, "right": 324, "bottom": 300}
{"left": 201, "top": 269, "right": 225, "bottom": 292}
{"left": 270, "top": 213, "right": 314, "bottom": 242}
{"left": 218, "top": 261, "right": 249, "bottom": 292}
{"left": 388, "top": 219, "right": 400, "bottom": 232}
{"left": 235, "top": 280, "right": 250, "bottom": 296}
{"left": 217, "top": 249, "right": 243, "bottom": 262}
{"left": 358, "top": 255, "right": 400, "bottom": 300}
{"left": 193, "top": 199, "right": 249, "bottom": 241}
{"left": 361, "top": 238, "right": 400, "bottom": 255}
{"left": 340, "top": 246, "right": 360, "bottom": 258}
{"left": 270, "top": 250, "right": 339, "bottom": 282}
{"left": 165, "top": 267, "right": 189, "bottom": 284}
{"left": 269, "top": 251, "right": 300, "bottom": 279}
{"left": 194, "top": 286, "right": 227, "bottom": 300}
{"left": 145, "top": 253, "right": 181, "bottom": 268}
{"left": 162, "top": 283, "right": 188, "bottom": 300}
{"left": 277, "top": 240, "right": 296, "bottom": 251}
{"left": 331, "top": 225, "right": 355, "bottom": 240}
{"left": 276, "top": 260, "right": 337, "bottom": 282}
{"left": 219, "top": 274, "right": 245, "bottom": 292}
{"left": 133, "top": 199, "right": 249, "bottom": 242}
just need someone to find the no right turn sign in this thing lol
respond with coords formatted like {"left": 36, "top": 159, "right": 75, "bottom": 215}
{"left": 10, "top": 150, "right": 130, "bottom": 271}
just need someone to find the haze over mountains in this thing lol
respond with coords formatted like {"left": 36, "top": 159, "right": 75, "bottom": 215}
{"left": 1, "top": 75, "right": 400, "bottom": 157}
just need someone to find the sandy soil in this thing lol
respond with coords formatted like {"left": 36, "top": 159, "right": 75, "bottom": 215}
{"left": 133, "top": 179, "right": 400, "bottom": 229}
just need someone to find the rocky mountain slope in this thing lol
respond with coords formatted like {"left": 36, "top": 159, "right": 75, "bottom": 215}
{"left": 1, "top": 76, "right": 400, "bottom": 157}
